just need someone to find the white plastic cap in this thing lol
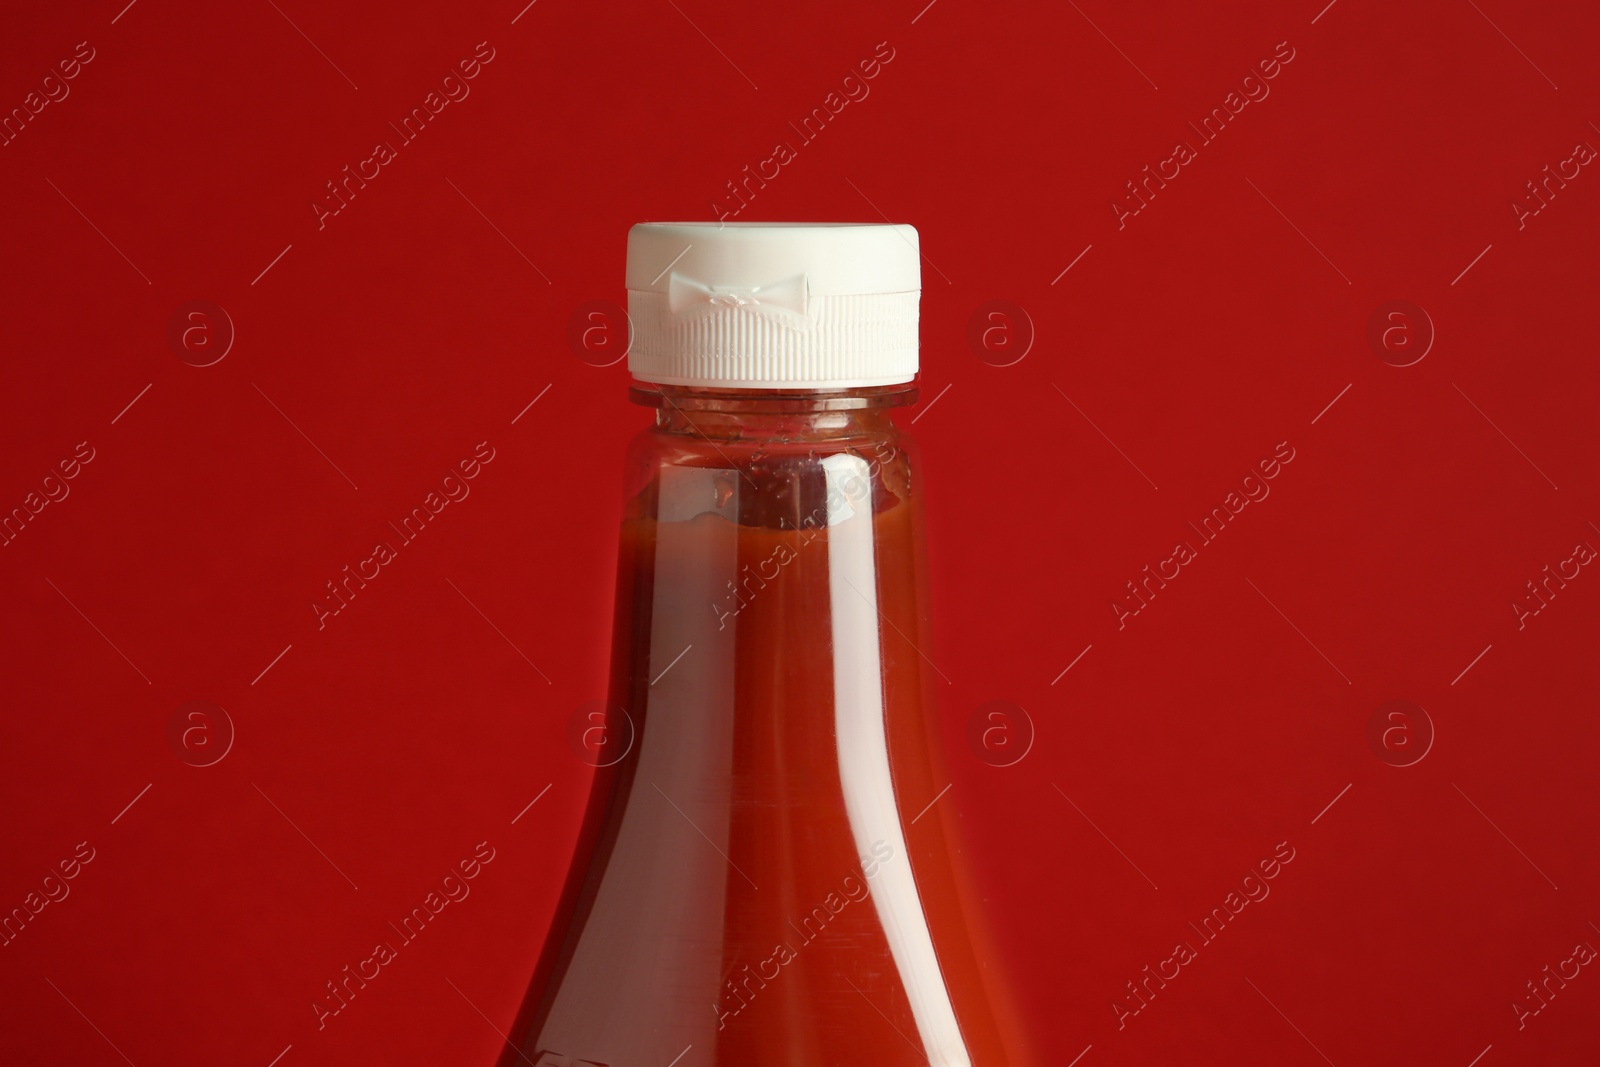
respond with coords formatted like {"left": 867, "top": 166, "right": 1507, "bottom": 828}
{"left": 625, "top": 222, "right": 921, "bottom": 389}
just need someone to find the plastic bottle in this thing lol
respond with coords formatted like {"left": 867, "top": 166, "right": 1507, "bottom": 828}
{"left": 500, "top": 222, "right": 1028, "bottom": 1067}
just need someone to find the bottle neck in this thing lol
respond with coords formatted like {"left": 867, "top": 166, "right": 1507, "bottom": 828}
{"left": 629, "top": 382, "right": 918, "bottom": 441}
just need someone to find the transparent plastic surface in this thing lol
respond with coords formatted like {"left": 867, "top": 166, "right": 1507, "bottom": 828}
{"left": 500, "top": 385, "right": 1029, "bottom": 1067}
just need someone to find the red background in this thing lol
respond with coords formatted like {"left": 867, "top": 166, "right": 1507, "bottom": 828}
{"left": 2, "top": 1, "right": 1596, "bottom": 1064}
